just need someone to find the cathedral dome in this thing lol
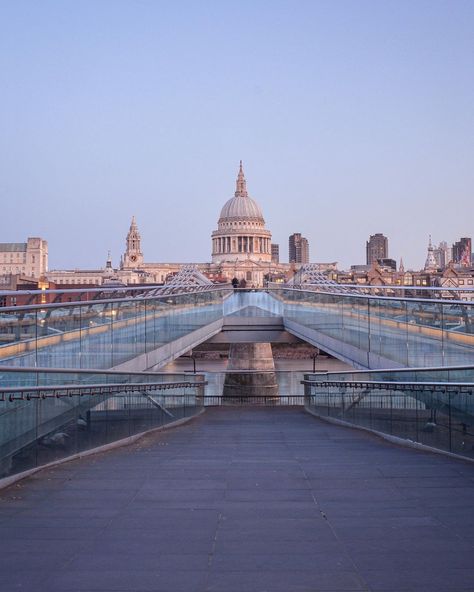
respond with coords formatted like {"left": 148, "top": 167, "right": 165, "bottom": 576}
{"left": 212, "top": 161, "right": 272, "bottom": 267}
{"left": 219, "top": 195, "right": 264, "bottom": 222}
{"left": 218, "top": 161, "right": 265, "bottom": 223}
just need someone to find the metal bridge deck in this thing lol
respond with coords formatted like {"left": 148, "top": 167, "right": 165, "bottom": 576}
{"left": 1, "top": 407, "right": 474, "bottom": 591}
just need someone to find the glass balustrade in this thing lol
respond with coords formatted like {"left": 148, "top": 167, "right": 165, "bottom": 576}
{"left": 1, "top": 287, "right": 472, "bottom": 371}
{"left": 268, "top": 287, "right": 474, "bottom": 368}
{"left": 0, "top": 367, "right": 205, "bottom": 481}
{"left": 303, "top": 365, "right": 474, "bottom": 458}
{"left": 0, "top": 288, "right": 231, "bottom": 369}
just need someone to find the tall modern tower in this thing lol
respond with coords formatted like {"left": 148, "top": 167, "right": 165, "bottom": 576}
{"left": 289, "top": 233, "right": 309, "bottom": 264}
{"left": 452, "top": 237, "right": 472, "bottom": 266}
{"left": 271, "top": 243, "right": 280, "bottom": 263}
{"left": 366, "top": 233, "right": 388, "bottom": 265}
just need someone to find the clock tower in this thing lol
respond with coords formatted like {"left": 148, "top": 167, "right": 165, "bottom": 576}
{"left": 122, "top": 216, "right": 144, "bottom": 268}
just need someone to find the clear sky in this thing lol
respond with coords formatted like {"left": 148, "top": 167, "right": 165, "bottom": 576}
{"left": 0, "top": 0, "right": 473, "bottom": 271}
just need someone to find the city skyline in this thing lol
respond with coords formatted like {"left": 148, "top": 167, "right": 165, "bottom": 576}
{"left": 1, "top": 1, "right": 473, "bottom": 270}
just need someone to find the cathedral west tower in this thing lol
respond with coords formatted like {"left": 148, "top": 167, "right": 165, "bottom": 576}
{"left": 122, "top": 216, "right": 144, "bottom": 268}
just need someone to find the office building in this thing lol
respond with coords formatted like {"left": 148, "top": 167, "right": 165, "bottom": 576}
{"left": 289, "top": 233, "right": 309, "bottom": 264}
{"left": 271, "top": 244, "right": 279, "bottom": 264}
{"left": 366, "top": 233, "right": 388, "bottom": 265}
{"left": 452, "top": 237, "right": 472, "bottom": 267}
{"left": 0, "top": 237, "right": 48, "bottom": 278}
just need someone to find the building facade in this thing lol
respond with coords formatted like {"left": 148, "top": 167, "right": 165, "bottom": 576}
{"left": 289, "top": 233, "right": 309, "bottom": 264}
{"left": 452, "top": 237, "right": 472, "bottom": 266}
{"left": 366, "top": 233, "right": 388, "bottom": 265}
{"left": 271, "top": 243, "right": 280, "bottom": 263}
{"left": 0, "top": 237, "right": 48, "bottom": 278}
{"left": 433, "top": 241, "right": 449, "bottom": 269}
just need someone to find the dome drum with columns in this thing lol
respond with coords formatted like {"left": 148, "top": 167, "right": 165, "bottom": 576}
{"left": 211, "top": 162, "right": 272, "bottom": 264}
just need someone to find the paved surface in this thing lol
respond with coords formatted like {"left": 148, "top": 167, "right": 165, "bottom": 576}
{"left": 2, "top": 407, "right": 474, "bottom": 592}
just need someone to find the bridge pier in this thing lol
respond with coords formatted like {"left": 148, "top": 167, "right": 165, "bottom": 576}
{"left": 223, "top": 343, "right": 279, "bottom": 402}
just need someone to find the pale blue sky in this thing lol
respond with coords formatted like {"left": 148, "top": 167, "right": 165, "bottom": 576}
{"left": 0, "top": 0, "right": 473, "bottom": 270}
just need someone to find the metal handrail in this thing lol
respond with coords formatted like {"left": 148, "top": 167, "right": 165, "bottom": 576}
{"left": 302, "top": 379, "right": 474, "bottom": 391}
{"left": 0, "top": 380, "right": 207, "bottom": 402}
{"left": 269, "top": 286, "right": 474, "bottom": 306}
{"left": 303, "top": 364, "right": 474, "bottom": 377}
{"left": 0, "top": 365, "right": 206, "bottom": 377}
{"left": 287, "top": 283, "right": 474, "bottom": 294}
{"left": 0, "top": 285, "right": 232, "bottom": 314}
{"left": 2, "top": 285, "right": 474, "bottom": 314}
{"left": 3, "top": 283, "right": 472, "bottom": 299}
{"left": 0, "top": 284, "right": 231, "bottom": 299}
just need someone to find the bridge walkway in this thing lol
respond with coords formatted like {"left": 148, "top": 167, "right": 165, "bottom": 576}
{"left": 1, "top": 408, "right": 474, "bottom": 591}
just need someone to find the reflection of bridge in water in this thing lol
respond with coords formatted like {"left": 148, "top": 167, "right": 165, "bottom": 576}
{"left": 1, "top": 284, "right": 474, "bottom": 590}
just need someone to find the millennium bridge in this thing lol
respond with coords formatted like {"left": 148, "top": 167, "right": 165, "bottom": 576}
{"left": 1, "top": 282, "right": 473, "bottom": 591}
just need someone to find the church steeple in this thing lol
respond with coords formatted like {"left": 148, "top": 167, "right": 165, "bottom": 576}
{"left": 424, "top": 235, "right": 437, "bottom": 271}
{"left": 123, "top": 216, "right": 144, "bottom": 268}
{"left": 235, "top": 160, "right": 248, "bottom": 197}
{"left": 106, "top": 250, "right": 113, "bottom": 270}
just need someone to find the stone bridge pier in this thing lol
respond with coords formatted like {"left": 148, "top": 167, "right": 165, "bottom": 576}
{"left": 223, "top": 343, "right": 278, "bottom": 402}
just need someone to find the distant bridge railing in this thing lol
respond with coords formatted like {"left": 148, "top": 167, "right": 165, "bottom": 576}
{"left": 0, "top": 283, "right": 232, "bottom": 307}
{"left": 268, "top": 286, "right": 474, "bottom": 368}
{"left": 1, "top": 285, "right": 473, "bottom": 372}
{"left": 0, "top": 287, "right": 232, "bottom": 369}
{"left": 270, "top": 282, "right": 474, "bottom": 299}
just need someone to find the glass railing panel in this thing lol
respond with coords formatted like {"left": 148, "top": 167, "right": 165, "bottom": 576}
{"left": 343, "top": 296, "right": 370, "bottom": 351}
{"left": 0, "top": 309, "right": 37, "bottom": 366}
{"left": 273, "top": 287, "right": 474, "bottom": 369}
{"left": 405, "top": 300, "right": 442, "bottom": 367}
{"left": 0, "top": 290, "right": 229, "bottom": 371}
{"left": 0, "top": 308, "right": 37, "bottom": 344}
{"left": 377, "top": 299, "right": 407, "bottom": 366}
{"left": 223, "top": 290, "right": 284, "bottom": 316}
{"left": 0, "top": 369, "right": 205, "bottom": 481}
{"left": 34, "top": 305, "right": 84, "bottom": 369}
{"left": 303, "top": 368, "right": 474, "bottom": 459}
{"left": 442, "top": 302, "right": 474, "bottom": 366}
